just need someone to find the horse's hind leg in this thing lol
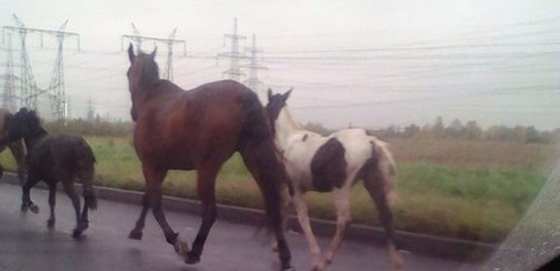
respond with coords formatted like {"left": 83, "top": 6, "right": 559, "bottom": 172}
{"left": 363, "top": 171, "right": 404, "bottom": 271}
{"left": 240, "top": 143, "right": 293, "bottom": 271}
{"left": 47, "top": 183, "right": 57, "bottom": 228}
{"left": 62, "top": 180, "right": 85, "bottom": 238}
{"left": 185, "top": 165, "right": 220, "bottom": 264}
{"left": 323, "top": 188, "right": 351, "bottom": 269}
{"left": 272, "top": 193, "right": 293, "bottom": 252}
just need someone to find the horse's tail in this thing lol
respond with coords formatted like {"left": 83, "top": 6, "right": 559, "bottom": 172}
{"left": 76, "top": 139, "right": 98, "bottom": 210}
{"left": 239, "top": 89, "right": 280, "bottom": 202}
{"left": 238, "top": 89, "right": 292, "bottom": 262}
{"left": 370, "top": 138, "right": 399, "bottom": 204}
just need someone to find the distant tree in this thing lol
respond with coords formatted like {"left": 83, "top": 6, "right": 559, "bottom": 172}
{"left": 445, "top": 119, "right": 464, "bottom": 138}
{"left": 525, "top": 126, "right": 540, "bottom": 143}
{"left": 403, "top": 124, "right": 420, "bottom": 138}
{"left": 433, "top": 116, "right": 445, "bottom": 138}
{"left": 464, "top": 121, "right": 482, "bottom": 140}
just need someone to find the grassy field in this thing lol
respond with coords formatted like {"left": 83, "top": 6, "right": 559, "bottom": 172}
{"left": 0, "top": 136, "right": 557, "bottom": 243}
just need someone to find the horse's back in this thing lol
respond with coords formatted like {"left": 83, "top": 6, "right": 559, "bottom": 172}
{"left": 28, "top": 134, "right": 95, "bottom": 179}
{"left": 135, "top": 80, "right": 271, "bottom": 168}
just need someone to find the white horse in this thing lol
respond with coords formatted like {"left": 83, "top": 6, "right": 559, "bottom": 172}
{"left": 266, "top": 89, "right": 404, "bottom": 271}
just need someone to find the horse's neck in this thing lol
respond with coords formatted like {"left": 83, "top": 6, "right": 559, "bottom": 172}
{"left": 132, "top": 81, "right": 180, "bottom": 108}
{"left": 24, "top": 128, "right": 48, "bottom": 150}
{"left": 275, "top": 108, "right": 304, "bottom": 149}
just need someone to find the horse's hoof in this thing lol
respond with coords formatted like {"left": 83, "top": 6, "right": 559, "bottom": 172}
{"left": 76, "top": 222, "right": 89, "bottom": 232}
{"left": 174, "top": 239, "right": 190, "bottom": 256}
{"left": 72, "top": 229, "right": 83, "bottom": 238}
{"left": 128, "top": 230, "right": 143, "bottom": 240}
{"left": 282, "top": 266, "right": 295, "bottom": 271}
{"left": 21, "top": 204, "right": 28, "bottom": 212}
{"left": 47, "top": 219, "right": 55, "bottom": 228}
{"left": 29, "top": 204, "right": 39, "bottom": 214}
{"left": 184, "top": 251, "right": 200, "bottom": 265}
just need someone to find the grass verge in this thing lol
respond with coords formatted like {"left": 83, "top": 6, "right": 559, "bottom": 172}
{"left": 0, "top": 136, "right": 554, "bottom": 243}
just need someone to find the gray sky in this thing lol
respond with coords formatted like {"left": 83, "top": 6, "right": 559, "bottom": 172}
{"left": 1, "top": 0, "right": 559, "bottom": 130}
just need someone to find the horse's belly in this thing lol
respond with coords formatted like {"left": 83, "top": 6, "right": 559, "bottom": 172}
{"left": 134, "top": 144, "right": 192, "bottom": 169}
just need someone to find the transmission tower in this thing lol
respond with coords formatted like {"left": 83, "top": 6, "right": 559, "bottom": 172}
{"left": 243, "top": 34, "right": 267, "bottom": 98}
{"left": 121, "top": 24, "right": 186, "bottom": 81}
{"left": 2, "top": 33, "right": 16, "bottom": 112}
{"left": 87, "top": 98, "right": 95, "bottom": 121}
{"left": 3, "top": 14, "right": 80, "bottom": 119}
{"left": 218, "top": 18, "right": 248, "bottom": 82}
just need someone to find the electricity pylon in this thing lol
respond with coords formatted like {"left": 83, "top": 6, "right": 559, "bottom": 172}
{"left": 218, "top": 18, "right": 248, "bottom": 82}
{"left": 3, "top": 14, "right": 80, "bottom": 119}
{"left": 121, "top": 24, "right": 186, "bottom": 81}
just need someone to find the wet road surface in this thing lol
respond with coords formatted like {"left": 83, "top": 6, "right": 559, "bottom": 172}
{"left": 0, "top": 182, "right": 478, "bottom": 271}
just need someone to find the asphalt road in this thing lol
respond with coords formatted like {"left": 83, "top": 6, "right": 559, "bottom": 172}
{"left": 0, "top": 182, "right": 478, "bottom": 271}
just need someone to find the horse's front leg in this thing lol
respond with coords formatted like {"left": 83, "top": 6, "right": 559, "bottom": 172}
{"left": 141, "top": 166, "right": 190, "bottom": 258}
{"left": 8, "top": 141, "right": 26, "bottom": 186}
{"left": 185, "top": 165, "right": 220, "bottom": 264}
{"left": 292, "top": 192, "right": 324, "bottom": 271}
{"left": 21, "top": 176, "right": 40, "bottom": 213}
{"left": 129, "top": 193, "right": 150, "bottom": 240}
{"left": 323, "top": 188, "right": 351, "bottom": 268}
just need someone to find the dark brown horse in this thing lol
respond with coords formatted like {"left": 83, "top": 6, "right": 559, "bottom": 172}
{"left": 1, "top": 108, "right": 98, "bottom": 238}
{"left": 126, "top": 44, "right": 292, "bottom": 270}
{"left": 0, "top": 108, "right": 26, "bottom": 184}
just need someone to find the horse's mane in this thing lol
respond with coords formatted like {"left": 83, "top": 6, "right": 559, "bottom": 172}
{"left": 266, "top": 92, "right": 303, "bottom": 135}
{"left": 19, "top": 108, "right": 41, "bottom": 128}
{"left": 14, "top": 108, "right": 44, "bottom": 136}
{"left": 279, "top": 106, "right": 303, "bottom": 131}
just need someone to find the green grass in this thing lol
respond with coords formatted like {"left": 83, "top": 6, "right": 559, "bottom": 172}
{"left": 0, "top": 136, "right": 554, "bottom": 243}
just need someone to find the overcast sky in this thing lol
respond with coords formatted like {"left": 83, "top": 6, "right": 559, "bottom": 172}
{"left": 1, "top": 0, "right": 559, "bottom": 130}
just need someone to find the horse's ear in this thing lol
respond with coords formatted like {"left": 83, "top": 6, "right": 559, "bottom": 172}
{"left": 267, "top": 88, "right": 273, "bottom": 102}
{"left": 149, "top": 47, "right": 157, "bottom": 59}
{"left": 283, "top": 88, "right": 293, "bottom": 102}
{"left": 128, "top": 43, "right": 135, "bottom": 64}
{"left": 19, "top": 107, "right": 28, "bottom": 113}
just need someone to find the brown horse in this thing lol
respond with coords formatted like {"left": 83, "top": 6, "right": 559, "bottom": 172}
{"left": 0, "top": 108, "right": 26, "bottom": 185}
{"left": 125, "top": 44, "right": 293, "bottom": 270}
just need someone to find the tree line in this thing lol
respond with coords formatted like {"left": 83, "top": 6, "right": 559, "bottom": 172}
{"left": 304, "top": 117, "right": 560, "bottom": 144}
{"left": 41, "top": 116, "right": 558, "bottom": 144}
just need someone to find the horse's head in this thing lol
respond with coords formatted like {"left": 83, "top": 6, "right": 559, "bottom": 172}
{"left": 7, "top": 107, "right": 42, "bottom": 141}
{"left": 126, "top": 43, "right": 160, "bottom": 121}
{"left": 265, "top": 88, "right": 292, "bottom": 129}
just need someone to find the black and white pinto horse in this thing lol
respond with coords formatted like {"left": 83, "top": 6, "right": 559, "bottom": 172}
{"left": 266, "top": 90, "right": 404, "bottom": 271}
